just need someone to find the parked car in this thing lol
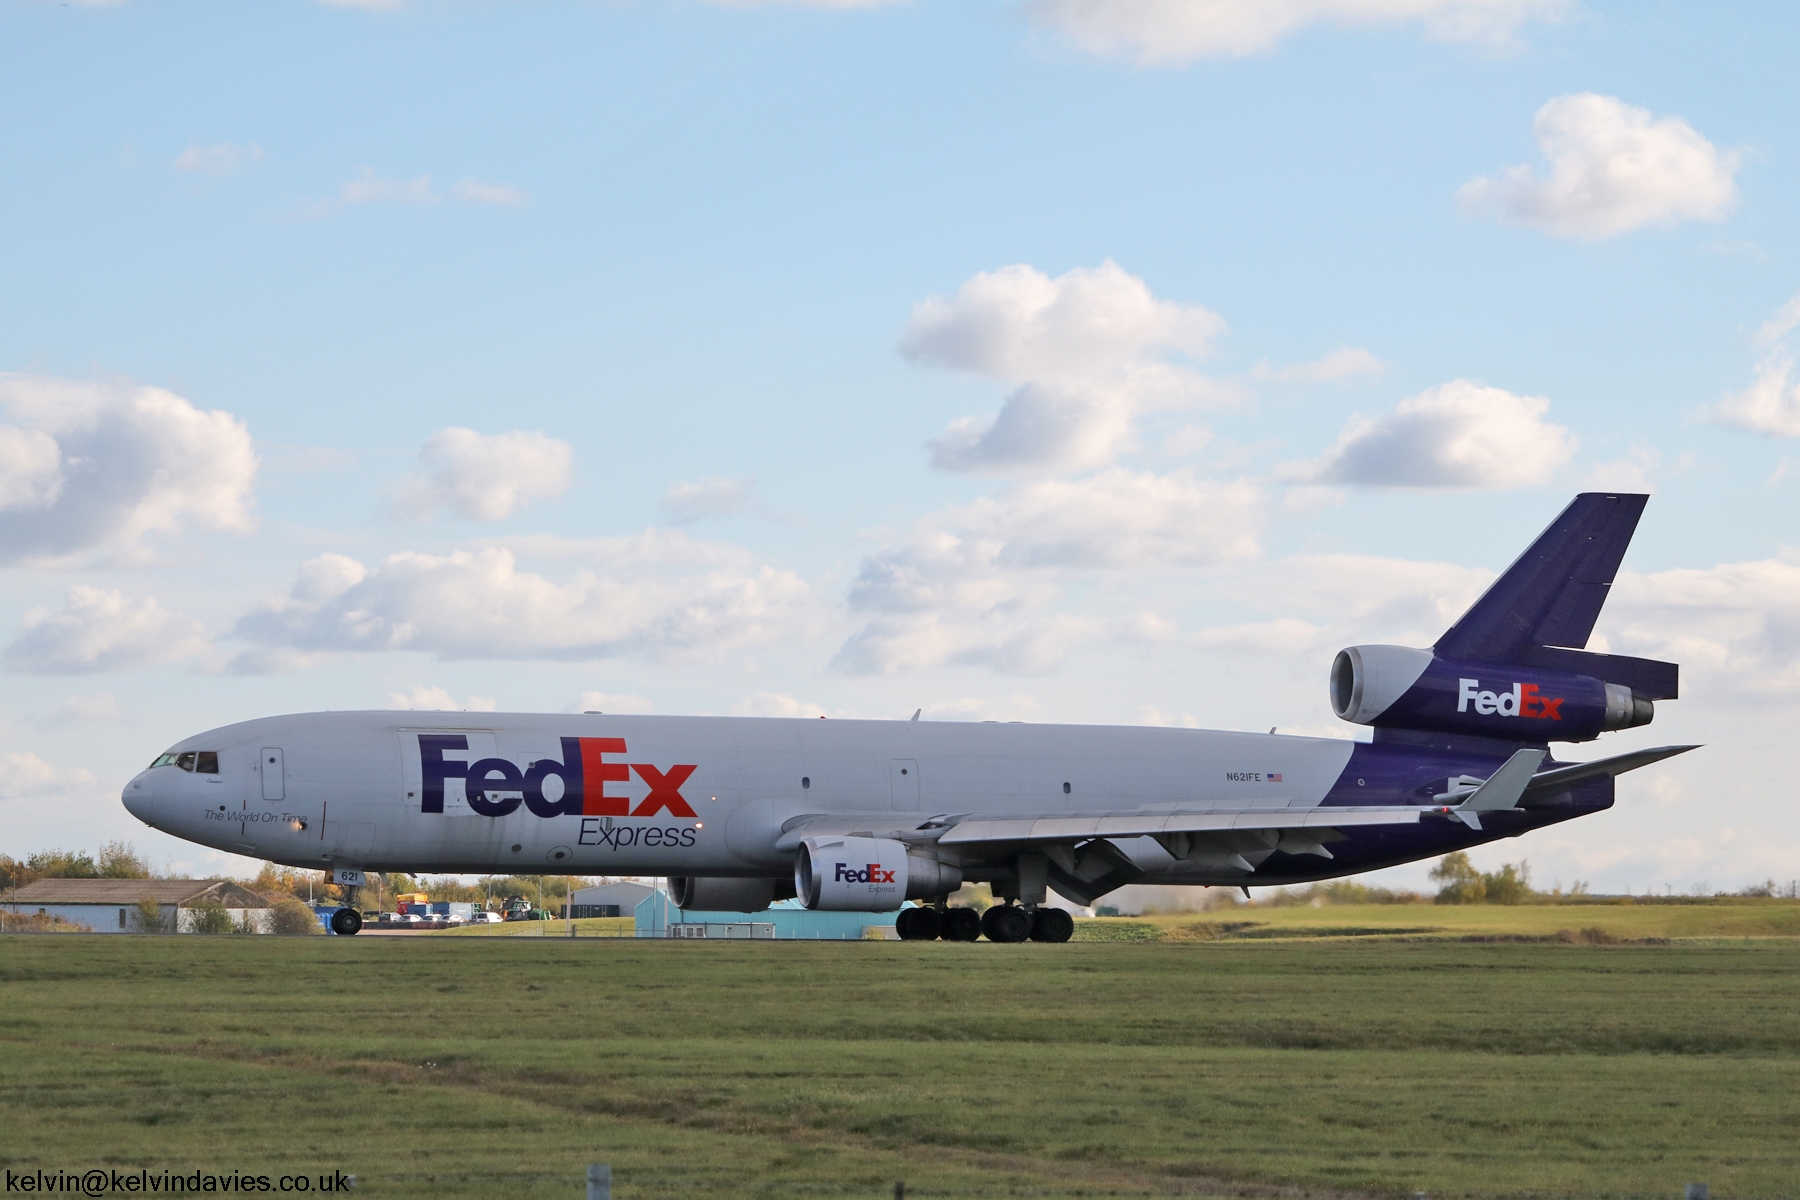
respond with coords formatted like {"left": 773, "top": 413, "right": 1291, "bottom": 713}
{"left": 469, "top": 911, "right": 502, "bottom": 924}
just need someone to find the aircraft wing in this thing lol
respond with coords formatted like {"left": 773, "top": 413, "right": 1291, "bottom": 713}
{"left": 934, "top": 806, "right": 1424, "bottom": 845}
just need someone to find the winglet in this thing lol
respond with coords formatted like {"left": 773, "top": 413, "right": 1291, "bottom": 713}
{"left": 1448, "top": 748, "right": 1548, "bottom": 830}
{"left": 910, "top": 709, "right": 921, "bottom": 722}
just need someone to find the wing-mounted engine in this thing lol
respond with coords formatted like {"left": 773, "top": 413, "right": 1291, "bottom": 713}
{"left": 1330, "top": 493, "right": 1677, "bottom": 743}
{"left": 670, "top": 876, "right": 796, "bottom": 912}
{"left": 793, "top": 836, "right": 962, "bottom": 911}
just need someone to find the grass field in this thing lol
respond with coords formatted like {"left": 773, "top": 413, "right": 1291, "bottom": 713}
{"left": 1073, "top": 899, "right": 1800, "bottom": 942}
{"left": 4, "top": 916, "right": 1797, "bottom": 1199}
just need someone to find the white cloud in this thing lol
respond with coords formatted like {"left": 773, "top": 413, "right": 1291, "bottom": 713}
{"left": 1250, "top": 347, "right": 1385, "bottom": 384}
{"left": 298, "top": 168, "right": 436, "bottom": 216}
{"left": 1600, "top": 558, "right": 1800, "bottom": 701}
{"left": 1284, "top": 379, "right": 1575, "bottom": 488}
{"left": 30, "top": 693, "right": 125, "bottom": 729}
{"left": 1459, "top": 94, "right": 1740, "bottom": 239}
{"left": 1024, "top": 0, "right": 1568, "bottom": 64}
{"left": 663, "top": 476, "right": 756, "bottom": 523}
{"left": 230, "top": 534, "right": 811, "bottom": 669}
{"left": 835, "top": 470, "right": 1263, "bottom": 673}
{"left": 731, "top": 691, "right": 829, "bottom": 717}
{"left": 1211, "top": 554, "right": 1493, "bottom": 648}
{"left": 393, "top": 428, "right": 574, "bottom": 521}
{"left": 385, "top": 685, "right": 497, "bottom": 712}
{"left": 1582, "top": 443, "right": 1668, "bottom": 493}
{"left": 307, "top": 170, "right": 531, "bottom": 215}
{"left": 0, "top": 426, "right": 64, "bottom": 511}
{"left": 175, "top": 142, "right": 264, "bottom": 176}
{"left": 1755, "top": 293, "right": 1800, "bottom": 347}
{"left": 572, "top": 690, "right": 655, "bottom": 714}
{"left": 0, "top": 750, "right": 97, "bottom": 802}
{"left": 451, "top": 178, "right": 529, "bottom": 207}
{"left": 1, "top": 587, "right": 207, "bottom": 675}
{"left": 0, "top": 375, "right": 257, "bottom": 565}
{"left": 1712, "top": 291, "right": 1800, "bottom": 438}
{"left": 902, "top": 261, "right": 1232, "bottom": 474}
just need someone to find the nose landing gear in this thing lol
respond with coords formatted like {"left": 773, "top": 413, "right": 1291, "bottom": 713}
{"left": 329, "top": 907, "right": 363, "bottom": 936}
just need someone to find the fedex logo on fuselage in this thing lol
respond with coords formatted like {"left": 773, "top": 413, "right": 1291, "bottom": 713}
{"left": 1456, "top": 678, "right": 1563, "bottom": 720}
{"left": 419, "top": 735, "right": 697, "bottom": 819}
{"left": 835, "top": 862, "right": 896, "bottom": 885}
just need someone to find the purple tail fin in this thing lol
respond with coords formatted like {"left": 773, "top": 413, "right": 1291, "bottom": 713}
{"left": 1434, "top": 493, "right": 1676, "bottom": 699}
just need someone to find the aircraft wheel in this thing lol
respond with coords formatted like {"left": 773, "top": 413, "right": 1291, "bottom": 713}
{"left": 940, "top": 907, "right": 982, "bottom": 942}
{"left": 981, "top": 904, "right": 1032, "bottom": 944}
{"left": 897, "top": 906, "right": 943, "bottom": 941}
{"left": 329, "top": 907, "right": 363, "bottom": 936}
{"left": 1029, "top": 907, "right": 1073, "bottom": 943}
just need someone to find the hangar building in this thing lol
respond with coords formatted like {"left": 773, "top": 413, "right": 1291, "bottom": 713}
{"left": 4, "top": 878, "right": 270, "bottom": 932}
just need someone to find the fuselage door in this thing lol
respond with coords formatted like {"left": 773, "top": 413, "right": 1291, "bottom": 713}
{"left": 399, "top": 730, "right": 499, "bottom": 813}
{"left": 890, "top": 759, "right": 919, "bottom": 810}
{"left": 260, "top": 748, "right": 285, "bottom": 801}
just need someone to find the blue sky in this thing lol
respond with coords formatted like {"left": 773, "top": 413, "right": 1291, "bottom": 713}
{"left": 3, "top": 0, "right": 1797, "bottom": 895}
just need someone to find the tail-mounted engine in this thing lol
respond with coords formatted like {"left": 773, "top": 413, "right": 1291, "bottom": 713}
{"left": 1330, "top": 644, "right": 1670, "bottom": 742}
{"left": 793, "top": 836, "right": 962, "bottom": 912}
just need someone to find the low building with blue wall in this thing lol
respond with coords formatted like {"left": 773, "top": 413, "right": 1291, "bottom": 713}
{"left": 633, "top": 889, "right": 896, "bottom": 939}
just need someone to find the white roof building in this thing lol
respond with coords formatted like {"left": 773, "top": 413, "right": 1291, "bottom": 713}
{"left": 3, "top": 878, "right": 270, "bottom": 933}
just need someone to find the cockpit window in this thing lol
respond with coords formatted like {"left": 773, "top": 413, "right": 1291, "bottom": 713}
{"left": 149, "top": 751, "right": 220, "bottom": 773}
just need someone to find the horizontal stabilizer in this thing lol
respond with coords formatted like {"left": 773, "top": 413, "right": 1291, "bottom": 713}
{"left": 1523, "top": 744, "right": 1700, "bottom": 795}
{"left": 1436, "top": 493, "right": 1646, "bottom": 664}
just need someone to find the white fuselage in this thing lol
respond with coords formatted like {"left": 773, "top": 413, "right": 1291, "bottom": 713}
{"left": 122, "top": 711, "right": 1361, "bottom": 883}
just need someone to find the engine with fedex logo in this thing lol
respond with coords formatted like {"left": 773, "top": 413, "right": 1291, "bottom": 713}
{"left": 793, "top": 836, "right": 962, "bottom": 912}
{"left": 1330, "top": 644, "right": 1663, "bottom": 742}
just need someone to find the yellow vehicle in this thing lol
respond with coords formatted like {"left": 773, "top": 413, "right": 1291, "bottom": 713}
{"left": 394, "top": 893, "right": 429, "bottom": 906}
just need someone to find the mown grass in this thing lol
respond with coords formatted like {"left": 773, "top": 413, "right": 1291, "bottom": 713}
{"left": 2, "top": 933, "right": 1796, "bottom": 1199}
{"left": 1076, "top": 900, "right": 1800, "bottom": 943}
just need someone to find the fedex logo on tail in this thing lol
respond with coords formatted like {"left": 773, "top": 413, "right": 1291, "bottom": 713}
{"left": 1456, "top": 679, "right": 1563, "bottom": 720}
{"left": 835, "top": 862, "right": 897, "bottom": 885}
{"left": 420, "top": 735, "right": 697, "bottom": 819}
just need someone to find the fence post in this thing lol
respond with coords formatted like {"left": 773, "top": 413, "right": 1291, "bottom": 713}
{"left": 586, "top": 1163, "right": 611, "bottom": 1200}
{"left": 1685, "top": 1186, "right": 1708, "bottom": 1200}
{"left": 894, "top": 1183, "right": 905, "bottom": 1200}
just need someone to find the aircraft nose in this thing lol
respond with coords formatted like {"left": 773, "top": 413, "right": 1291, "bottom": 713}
{"left": 122, "top": 772, "right": 160, "bottom": 827}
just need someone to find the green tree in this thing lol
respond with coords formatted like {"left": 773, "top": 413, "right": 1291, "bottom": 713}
{"left": 269, "top": 897, "right": 323, "bottom": 935}
{"left": 130, "top": 897, "right": 172, "bottom": 933}
{"left": 1482, "top": 861, "right": 1534, "bottom": 905}
{"left": 0, "top": 855, "right": 31, "bottom": 890}
{"left": 97, "top": 840, "right": 152, "bottom": 879}
{"left": 27, "top": 849, "right": 99, "bottom": 878}
{"left": 186, "top": 898, "right": 235, "bottom": 934}
{"left": 1431, "top": 853, "right": 1536, "bottom": 905}
{"left": 1430, "top": 852, "right": 1487, "bottom": 904}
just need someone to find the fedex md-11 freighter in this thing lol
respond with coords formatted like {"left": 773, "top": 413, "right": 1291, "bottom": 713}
{"left": 123, "top": 493, "right": 1695, "bottom": 942}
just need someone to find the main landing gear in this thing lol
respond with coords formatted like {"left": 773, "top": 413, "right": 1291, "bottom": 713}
{"left": 329, "top": 907, "right": 363, "bottom": 936}
{"left": 894, "top": 903, "right": 1072, "bottom": 943}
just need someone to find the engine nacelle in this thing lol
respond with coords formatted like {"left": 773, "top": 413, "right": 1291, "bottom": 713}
{"left": 669, "top": 876, "right": 793, "bottom": 912}
{"left": 793, "top": 836, "right": 962, "bottom": 911}
{"left": 1331, "top": 644, "right": 1655, "bottom": 742}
